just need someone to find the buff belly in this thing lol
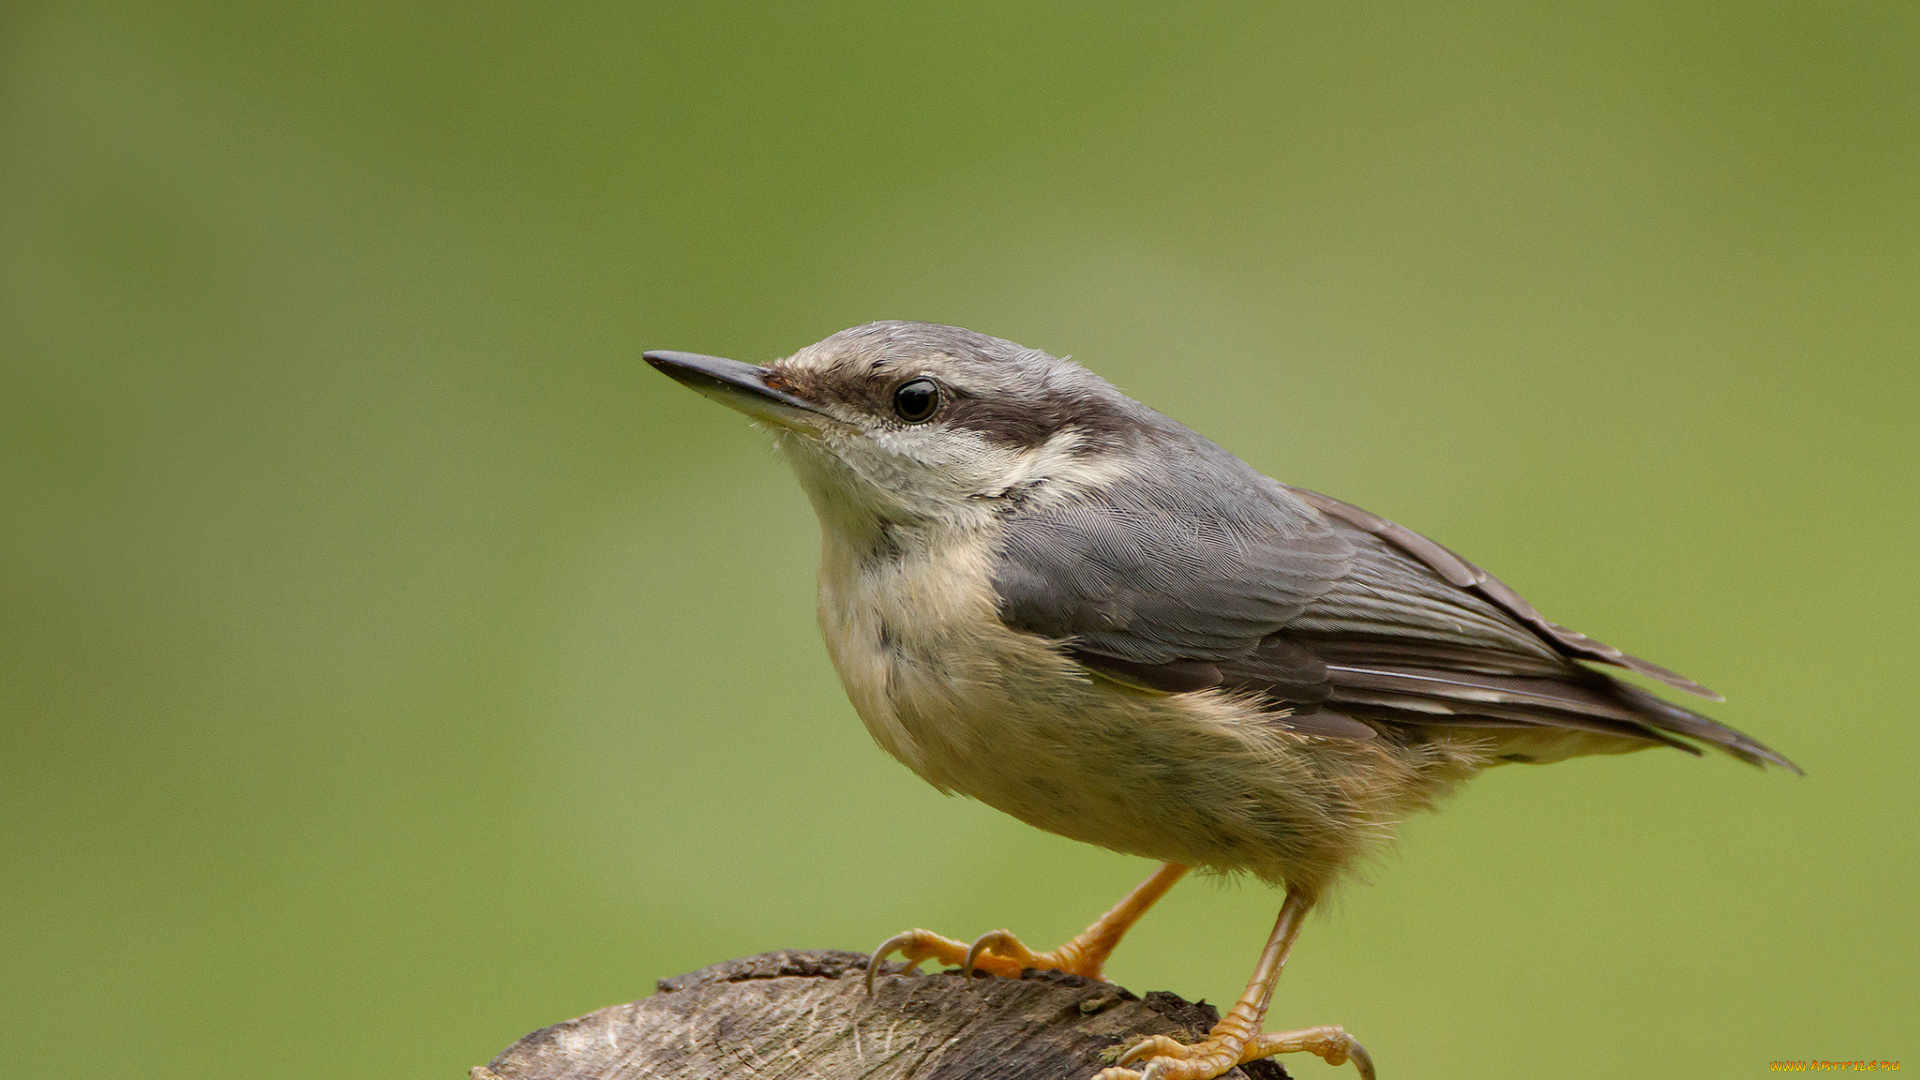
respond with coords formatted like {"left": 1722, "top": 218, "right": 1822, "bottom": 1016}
{"left": 815, "top": 535, "right": 1489, "bottom": 897}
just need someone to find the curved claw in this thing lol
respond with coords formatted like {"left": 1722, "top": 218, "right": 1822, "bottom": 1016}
{"left": 960, "top": 935, "right": 989, "bottom": 982}
{"left": 864, "top": 932, "right": 924, "bottom": 995}
{"left": 1346, "top": 1039, "right": 1376, "bottom": 1080}
{"left": 1237, "top": 1025, "right": 1377, "bottom": 1080}
{"left": 1115, "top": 1035, "right": 1184, "bottom": 1068}
{"left": 961, "top": 930, "right": 1020, "bottom": 982}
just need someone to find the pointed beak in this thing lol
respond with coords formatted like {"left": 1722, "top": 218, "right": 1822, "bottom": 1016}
{"left": 643, "top": 350, "right": 824, "bottom": 430}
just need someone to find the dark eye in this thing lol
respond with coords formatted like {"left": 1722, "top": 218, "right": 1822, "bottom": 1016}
{"left": 892, "top": 378, "right": 940, "bottom": 423}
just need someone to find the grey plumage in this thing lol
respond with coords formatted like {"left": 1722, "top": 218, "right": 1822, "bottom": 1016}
{"left": 981, "top": 337, "right": 1796, "bottom": 773}
{"left": 646, "top": 320, "right": 1794, "bottom": 1080}
{"left": 648, "top": 317, "right": 1798, "bottom": 859}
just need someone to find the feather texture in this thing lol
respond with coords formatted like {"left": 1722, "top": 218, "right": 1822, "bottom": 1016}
{"left": 992, "top": 444, "right": 1797, "bottom": 772}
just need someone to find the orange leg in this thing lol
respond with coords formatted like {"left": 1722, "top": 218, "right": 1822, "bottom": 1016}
{"left": 865, "top": 861, "right": 1189, "bottom": 991}
{"left": 1093, "top": 889, "right": 1373, "bottom": 1080}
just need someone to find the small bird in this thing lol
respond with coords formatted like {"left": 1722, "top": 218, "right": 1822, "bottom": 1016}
{"left": 645, "top": 322, "right": 1795, "bottom": 1080}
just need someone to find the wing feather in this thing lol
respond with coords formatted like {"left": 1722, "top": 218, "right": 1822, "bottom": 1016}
{"left": 989, "top": 448, "right": 1793, "bottom": 770}
{"left": 1285, "top": 485, "right": 1722, "bottom": 700}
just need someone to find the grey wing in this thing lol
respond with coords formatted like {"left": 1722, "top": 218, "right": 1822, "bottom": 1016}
{"left": 990, "top": 471, "right": 1376, "bottom": 739}
{"left": 991, "top": 480, "right": 1351, "bottom": 663}
{"left": 991, "top": 472, "right": 1797, "bottom": 771}
{"left": 1283, "top": 486, "right": 1720, "bottom": 698}
{"left": 1280, "top": 486, "right": 1796, "bottom": 770}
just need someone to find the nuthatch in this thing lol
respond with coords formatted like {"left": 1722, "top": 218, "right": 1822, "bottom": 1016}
{"left": 645, "top": 321, "right": 1794, "bottom": 1080}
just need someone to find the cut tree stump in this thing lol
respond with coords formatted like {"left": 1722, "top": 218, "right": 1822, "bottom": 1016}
{"left": 475, "top": 949, "right": 1291, "bottom": 1080}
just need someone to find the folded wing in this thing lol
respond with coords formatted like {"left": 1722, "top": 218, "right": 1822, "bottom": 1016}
{"left": 991, "top": 463, "right": 1796, "bottom": 772}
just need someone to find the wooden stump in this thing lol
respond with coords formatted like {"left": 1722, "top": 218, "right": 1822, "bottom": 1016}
{"left": 476, "top": 950, "right": 1290, "bottom": 1080}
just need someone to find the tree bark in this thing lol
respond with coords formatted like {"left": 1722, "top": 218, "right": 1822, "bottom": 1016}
{"left": 475, "top": 950, "right": 1290, "bottom": 1080}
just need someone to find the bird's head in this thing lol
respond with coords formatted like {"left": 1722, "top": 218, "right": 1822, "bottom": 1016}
{"left": 647, "top": 321, "right": 1159, "bottom": 542}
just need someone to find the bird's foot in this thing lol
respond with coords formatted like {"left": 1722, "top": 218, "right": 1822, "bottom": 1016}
{"left": 865, "top": 865, "right": 1189, "bottom": 994}
{"left": 1093, "top": 1024, "right": 1374, "bottom": 1080}
{"left": 864, "top": 926, "right": 1101, "bottom": 992}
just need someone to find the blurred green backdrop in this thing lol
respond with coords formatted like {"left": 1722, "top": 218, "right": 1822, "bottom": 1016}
{"left": 3, "top": 3, "right": 1915, "bottom": 1078}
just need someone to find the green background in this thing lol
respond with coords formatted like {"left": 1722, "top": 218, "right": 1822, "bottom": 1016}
{"left": 3, "top": 4, "right": 1914, "bottom": 1078}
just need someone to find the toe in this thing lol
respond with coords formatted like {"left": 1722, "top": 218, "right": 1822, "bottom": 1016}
{"left": 962, "top": 929, "right": 1041, "bottom": 980}
{"left": 864, "top": 929, "right": 971, "bottom": 993}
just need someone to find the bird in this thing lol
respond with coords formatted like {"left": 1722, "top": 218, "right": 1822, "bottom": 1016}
{"left": 643, "top": 321, "right": 1795, "bottom": 1080}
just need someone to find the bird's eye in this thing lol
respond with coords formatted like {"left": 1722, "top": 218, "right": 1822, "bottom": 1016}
{"left": 892, "top": 378, "right": 940, "bottom": 423}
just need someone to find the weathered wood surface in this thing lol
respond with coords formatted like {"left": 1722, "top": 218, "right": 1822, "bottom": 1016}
{"left": 476, "top": 950, "right": 1289, "bottom": 1080}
